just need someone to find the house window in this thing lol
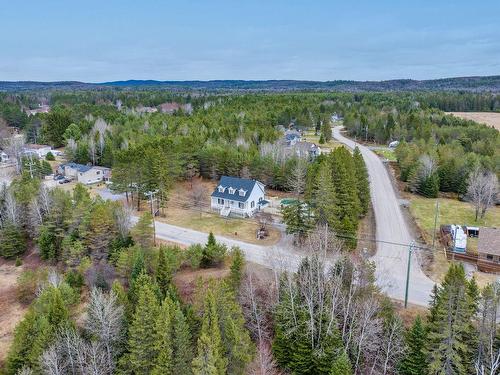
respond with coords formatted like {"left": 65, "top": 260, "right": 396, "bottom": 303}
{"left": 217, "top": 198, "right": 224, "bottom": 205}
{"left": 239, "top": 189, "right": 246, "bottom": 197}
{"left": 487, "top": 254, "right": 493, "bottom": 261}
{"left": 218, "top": 186, "right": 225, "bottom": 193}
{"left": 251, "top": 201, "right": 255, "bottom": 208}
{"left": 228, "top": 187, "right": 235, "bottom": 194}
{"left": 238, "top": 202, "right": 244, "bottom": 209}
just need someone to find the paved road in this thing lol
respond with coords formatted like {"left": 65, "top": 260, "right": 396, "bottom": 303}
{"left": 333, "top": 126, "right": 434, "bottom": 305}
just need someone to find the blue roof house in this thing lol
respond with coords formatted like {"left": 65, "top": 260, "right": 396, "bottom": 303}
{"left": 211, "top": 176, "right": 268, "bottom": 217}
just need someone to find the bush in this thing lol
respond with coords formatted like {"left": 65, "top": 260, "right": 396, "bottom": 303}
{"left": 45, "top": 151, "right": 55, "bottom": 161}
{"left": 16, "top": 269, "right": 47, "bottom": 304}
{"left": 65, "top": 269, "right": 84, "bottom": 292}
{"left": 15, "top": 257, "right": 22, "bottom": 267}
{"left": 185, "top": 244, "right": 203, "bottom": 269}
{"left": 202, "top": 232, "right": 227, "bottom": 267}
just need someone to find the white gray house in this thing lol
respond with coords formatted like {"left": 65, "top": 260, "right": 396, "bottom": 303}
{"left": 59, "top": 163, "right": 111, "bottom": 185}
{"left": 211, "top": 176, "right": 268, "bottom": 217}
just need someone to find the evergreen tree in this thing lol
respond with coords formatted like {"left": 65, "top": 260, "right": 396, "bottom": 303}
{"left": 157, "top": 246, "right": 171, "bottom": 297}
{"left": 0, "top": 223, "right": 26, "bottom": 259}
{"left": 399, "top": 316, "right": 428, "bottom": 375}
{"left": 152, "top": 298, "right": 174, "bottom": 375}
{"left": 125, "top": 281, "right": 160, "bottom": 374}
{"left": 131, "top": 211, "right": 154, "bottom": 249}
{"left": 281, "top": 201, "right": 314, "bottom": 243}
{"left": 312, "top": 161, "right": 338, "bottom": 228}
{"left": 202, "top": 232, "right": 226, "bottom": 267}
{"left": 229, "top": 247, "right": 245, "bottom": 291}
{"left": 193, "top": 290, "right": 227, "bottom": 375}
{"left": 330, "top": 351, "right": 353, "bottom": 375}
{"left": 353, "top": 147, "right": 370, "bottom": 216}
{"left": 426, "top": 263, "right": 478, "bottom": 375}
{"left": 172, "top": 301, "right": 194, "bottom": 375}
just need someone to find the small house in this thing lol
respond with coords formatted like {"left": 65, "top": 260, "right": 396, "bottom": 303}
{"left": 293, "top": 141, "right": 322, "bottom": 159}
{"left": 284, "top": 130, "right": 301, "bottom": 146}
{"left": 59, "top": 163, "right": 111, "bottom": 185}
{"left": 211, "top": 176, "right": 268, "bottom": 217}
{"left": 477, "top": 227, "right": 500, "bottom": 271}
{"left": 450, "top": 224, "right": 467, "bottom": 253}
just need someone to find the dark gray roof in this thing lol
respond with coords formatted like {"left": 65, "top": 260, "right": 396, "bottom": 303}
{"left": 63, "top": 162, "right": 92, "bottom": 173}
{"left": 211, "top": 176, "right": 263, "bottom": 202}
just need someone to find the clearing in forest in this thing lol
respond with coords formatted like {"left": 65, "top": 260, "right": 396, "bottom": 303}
{"left": 446, "top": 112, "right": 500, "bottom": 130}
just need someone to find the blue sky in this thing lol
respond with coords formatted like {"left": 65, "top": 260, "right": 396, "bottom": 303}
{"left": 0, "top": 0, "right": 499, "bottom": 82}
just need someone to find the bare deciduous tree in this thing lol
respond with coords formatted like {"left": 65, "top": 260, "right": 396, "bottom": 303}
{"left": 112, "top": 204, "right": 132, "bottom": 240}
{"left": 191, "top": 179, "right": 207, "bottom": 216}
{"left": 288, "top": 158, "right": 308, "bottom": 197}
{"left": 467, "top": 167, "right": 498, "bottom": 221}
{"left": 2, "top": 133, "right": 25, "bottom": 174}
{"left": 85, "top": 288, "right": 124, "bottom": 374}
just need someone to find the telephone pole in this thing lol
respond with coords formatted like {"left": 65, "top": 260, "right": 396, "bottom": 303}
{"left": 145, "top": 190, "right": 159, "bottom": 246}
{"left": 431, "top": 200, "right": 439, "bottom": 249}
{"left": 404, "top": 241, "right": 416, "bottom": 308}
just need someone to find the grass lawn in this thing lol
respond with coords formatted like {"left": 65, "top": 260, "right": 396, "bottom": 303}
{"left": 302, "top": 130, "right": 342, "bottom": 152}
{"left": 374, "top": 148, "right": 397, "bottom": 161}
{"left": 409, "top": 195, "right": 500, "bottom": 253}
{"left": 156, "top": 179, "right": 281, "bottom": 246}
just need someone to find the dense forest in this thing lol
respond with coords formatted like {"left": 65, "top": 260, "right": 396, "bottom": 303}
{"left": 0, "top": 89, "right": 499, "bottom": 374}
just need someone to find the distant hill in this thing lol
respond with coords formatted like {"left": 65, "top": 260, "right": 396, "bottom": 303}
{"left": 1, "top": 75, "right": 500, "bottom": 92}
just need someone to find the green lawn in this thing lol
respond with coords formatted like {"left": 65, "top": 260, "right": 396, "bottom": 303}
{"left": 409, "top": 196, "right": 500, "bottom": 253}
{"left": 374, "top": 149, "right": 397, "bottom": 161}
{"left": 302, "top": 131, "right": 341, "bottom": 151}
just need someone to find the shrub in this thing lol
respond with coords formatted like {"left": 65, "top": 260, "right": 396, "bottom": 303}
{"left": 45, "top": 151, "right": 55, "bottom": 161}
{"left": 15, "top": 257, "right": 22, "bottom": 267}
{"left": 185, "top": 244, "right": 204, "bottom": 269}
{"left": 65, "top": 269, "right": 84, "bottom": 292}
{"left": 16, "top": 269, "right": 47, "bottom": 304}
{"left": 0, "top": 224, "right": 27, "bottom": 259}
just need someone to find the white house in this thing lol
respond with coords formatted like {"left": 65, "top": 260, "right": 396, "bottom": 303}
{"left": 211, "top": 176, "right": 268, "bottom": 217}
{"left": 24, "top": 144, "right": 53, "bottom": 158}
{"left": 59, "top": 163, "right": 111, "bottom": 185}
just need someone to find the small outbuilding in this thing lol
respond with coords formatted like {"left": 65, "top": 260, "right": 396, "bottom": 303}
{"left": 477, "top": 227, "right": 500, "bottom": 272}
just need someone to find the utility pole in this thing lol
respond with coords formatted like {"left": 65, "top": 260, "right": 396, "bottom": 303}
{"left": 431, "top": 200, "right": 439, "bottom": 249}
{"left": 404, "top": 241, "right": 415, "bottom": 308}
{"left": 145, "top": 190, "right": 159, "bottom": 246}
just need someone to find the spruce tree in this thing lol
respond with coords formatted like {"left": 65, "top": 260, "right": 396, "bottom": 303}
{"left": 426, "top": 263, "right": 478, "bottom": 374}
{"left": 353, "top": 147, "right": 370, "bottom": 216}
{"left": 157, "top": 246, "right": 171, "bottom": 297}
{"left": 131, "top": 211, "right": 154, "bottom": 249}
{"left": 172, "top": 302, "right": 194, "bottom": 375}
{"left": 152, "top": 298, "right": 174, "bottom": 375}
{"left": 330, "top": 351, "right": 353, "bottom": 375}
{"left": 229, "top": 247, "right": 245, "bottom": 291}
{"left": 399, "top": 315, "right": 428, "bottom": 375}
{"left": 312, "top": 161, "right": 338, "bottom": 228}
{"left": 125, "top": 281, "right": 160, "bottom": 374}
{"left": 0, "top": 223, "right": 26, "bottom": 259}
{"left": 193, "top": 290, "right": 227, "bottom": 375}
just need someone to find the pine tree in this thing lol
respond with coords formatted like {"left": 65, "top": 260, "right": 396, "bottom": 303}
{"left": 281, "top": 201, "right": 314, "bottom": 243}
{"left": 353, "top": 147, "right": 370, "bottom": 216}
{"left": 131, "top": 211, "right": 154, "bottom": 249}
{"left": 399, "top": 316, "right": 428, "bottom": 375}
{"left": 125, "top": 281, "right": 160, "bottom": 374}
{"left": 172, "top": 302, "right": 194, "bottom": 375}
{"left": 330, "top": 351, "right": 353, "bottom": 375}
{"left": 312, "top": 161, "right": 337, "bottom": 228}
{"left": 193, "top": 290, "right": 227, "bottom": 374}
{"left": 157, "top": 246, "right": 171, "bottom": 297}
{"left": 426, "top": 263, "right": 478, "bottom": 375}
{"left": 0, "top": 223, "right": 26, "bottom": 259}
{"left": 152, "top": 298, "right": 174, "bottom": 375}
{"left": 229, "top": 247, "right": 245, "bottom": 291}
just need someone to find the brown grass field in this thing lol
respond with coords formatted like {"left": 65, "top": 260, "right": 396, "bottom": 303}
{"left": 446, "top": 112, "right": 500, "bottom": 130}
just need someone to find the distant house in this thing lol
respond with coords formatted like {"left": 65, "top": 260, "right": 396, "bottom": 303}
{"left": 158, "top": 102, "right": 192, "bottom": 114}
{"left": 293, "top": 141, "right": 322, "bottom": 159}
{"left": 23, "top": 144, "right": 52, "bottom": 158}
{"left": 211, "top": 176, "right": 268, "bottom": 217}
{"left": 135, "top": 106, "right": 158, "bottom": 114}
{"left": 284, "top": 129, "right": 302, "bottom": 146}
{"left": 59, "top": 163, "right": 111, "bottom": 185}
{"left": 477, "top": 227, "right": 500, "bottom": 270}
{"left": 25, "top": 105, "right": 50, "bottom": 116}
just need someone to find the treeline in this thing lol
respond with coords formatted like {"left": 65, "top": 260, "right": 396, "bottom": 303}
{"left": 281, "top": 146, "right": 369, "bottom": 248}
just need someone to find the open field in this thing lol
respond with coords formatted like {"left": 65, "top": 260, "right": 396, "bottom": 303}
{"left": 446, "top": 111, "right": 500, "bottom": 130}
{"left": 157, "top": 179, "right": 282, "bottom": 246}
{"left": 409, "top": 195, "right": 500, "bottom": 284}
{"left": 0, "top": 264, "right": 28, "bottom": 366}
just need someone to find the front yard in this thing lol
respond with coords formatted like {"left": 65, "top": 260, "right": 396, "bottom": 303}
{"left": 157, "top": 179, "right": 282, "bottom": 246}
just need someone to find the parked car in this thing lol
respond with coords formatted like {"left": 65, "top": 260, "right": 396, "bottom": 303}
{"left": 54, "top": 174, "right": 64, "bottom": 180}
{"left": 59, "top": 178, "right": 71, "bottom": 184}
